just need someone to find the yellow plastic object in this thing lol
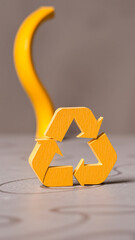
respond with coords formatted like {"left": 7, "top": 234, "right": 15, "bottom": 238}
{"left": 29, "top": 107, "right": 117, "bottom": 187}
{"left": 45, "top": 107, "right": 103, "bottom": 141}
{"left": 74, "top": 133, "right": 117, "bottom": 186}
{"left": 13, "top": 7, "right": 54, "bottom": 138}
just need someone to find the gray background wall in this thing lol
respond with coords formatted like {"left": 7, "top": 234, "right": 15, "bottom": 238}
{"left": 0, "top": 0, "right": 135, "bottom": 135}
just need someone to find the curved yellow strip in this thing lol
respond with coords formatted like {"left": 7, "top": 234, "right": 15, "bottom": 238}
{"left": 13, "top": 7, "right": 54, "bottom": 138}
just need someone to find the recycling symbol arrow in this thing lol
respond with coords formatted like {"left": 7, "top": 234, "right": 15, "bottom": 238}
{"left": 29, "top": 107, "right": 117, "bottom": 187}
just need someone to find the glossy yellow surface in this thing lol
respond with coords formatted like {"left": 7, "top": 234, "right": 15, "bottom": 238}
{"left": 14, "top": 7, "right": 54, "bottom": 138}
{"left": 74, "top": 133, "right": 117, "bottom": 185}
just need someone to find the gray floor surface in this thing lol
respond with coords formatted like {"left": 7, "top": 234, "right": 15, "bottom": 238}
{"left": 0, "top": 134, "right": 135, "bottom": 240}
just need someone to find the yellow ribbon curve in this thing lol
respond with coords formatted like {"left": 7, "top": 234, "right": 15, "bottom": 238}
{"left": 13, "top": 7, "right": 54, "bottom": 138}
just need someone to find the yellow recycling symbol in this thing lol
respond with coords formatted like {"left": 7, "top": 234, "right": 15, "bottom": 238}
{"left": 29, "top": 107, "right": 117, "bottom": 187}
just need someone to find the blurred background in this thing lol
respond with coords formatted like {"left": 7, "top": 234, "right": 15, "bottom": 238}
{"left": 0, "top": 0, "right": 135, "bottom": 135}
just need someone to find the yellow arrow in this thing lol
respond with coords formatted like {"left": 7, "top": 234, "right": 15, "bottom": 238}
{"left": 74, "top": 133, "right": 117, "bottom": 185}
{"left": 45, "top": 107, "right": 103, "bottom": 142}
{"left": 29, "top": 139, "right": 62, "bottom": 183}
{"left": 14, "top": 7, "right": 54, "bottom": 138}
{"left": 29, "top": 139, "right": 73, "bottom": 186}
